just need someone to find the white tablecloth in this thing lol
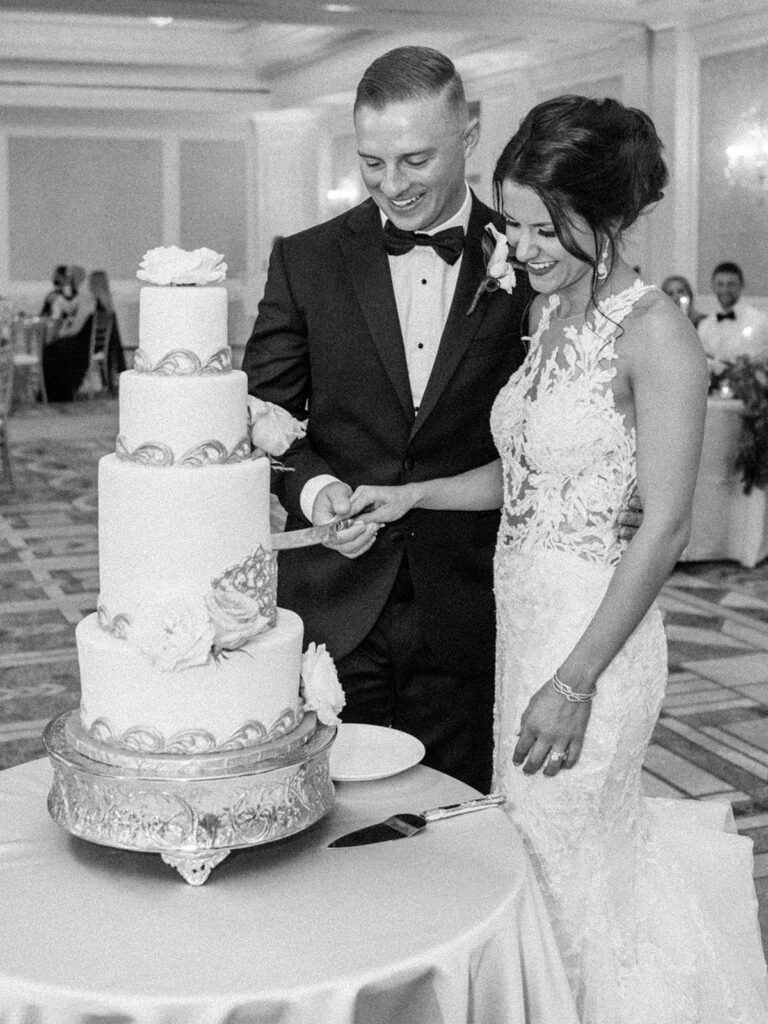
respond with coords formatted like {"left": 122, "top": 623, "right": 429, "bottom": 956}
{"left": 680, "top": 396, "right": 768, "bottom": 567}
{"left": 0, "top": 758, "right": 578, "bottom": 1024}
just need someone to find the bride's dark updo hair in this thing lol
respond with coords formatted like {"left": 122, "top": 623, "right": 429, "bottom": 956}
{"left": 493, "top": 95, "right": 668, "bottom": 291}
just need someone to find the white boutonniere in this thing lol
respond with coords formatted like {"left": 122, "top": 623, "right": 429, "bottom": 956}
{"left": 466, "top": 223, "right": 517, "bottom": 316}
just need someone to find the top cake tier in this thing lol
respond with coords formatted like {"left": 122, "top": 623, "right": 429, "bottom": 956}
{"left": 137, "top": 286, "right": 228, "bottom": 369}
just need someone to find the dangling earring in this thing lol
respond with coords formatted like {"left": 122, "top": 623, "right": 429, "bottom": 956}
{"left": 596, "top": 241, "right": 610, "bottom": 281}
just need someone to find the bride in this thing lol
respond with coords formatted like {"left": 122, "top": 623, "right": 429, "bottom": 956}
{"left": 349, "top": 95, "right": 768, "bottom": 1022}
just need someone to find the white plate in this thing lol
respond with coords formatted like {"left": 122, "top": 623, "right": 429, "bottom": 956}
{"left": 330, "top": 724, "right": 426, "bottom": 782}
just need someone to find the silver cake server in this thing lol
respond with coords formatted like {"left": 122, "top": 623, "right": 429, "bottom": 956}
{"left": 328, "top": 794, "right": 505, "bottom": 848}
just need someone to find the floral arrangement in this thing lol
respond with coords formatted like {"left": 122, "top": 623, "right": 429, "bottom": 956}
{"left": 247, "top": 396, "right": 306, "bottom": 458}
{"left": 300, "top": 643, "right": 345, "bottom": 726}
{"left": 466, "top": 223, "right": 517, "bottom": 315}
{"left": 105, "top": 547, "right": 278, "bottom": 671}
{"left": 715, "top": 356, "right": 768, "bottom": 494}
{"left": 137, "top": 246, "right": 227, "bottom": 286}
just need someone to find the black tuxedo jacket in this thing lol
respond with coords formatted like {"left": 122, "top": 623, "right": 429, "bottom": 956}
{"left": 243, "top": 194, "right": 532, "bottom": 671}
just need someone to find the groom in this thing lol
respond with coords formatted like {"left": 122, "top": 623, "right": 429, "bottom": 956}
{"left": 243, "top": 47, "right": 533, "bottom": 793}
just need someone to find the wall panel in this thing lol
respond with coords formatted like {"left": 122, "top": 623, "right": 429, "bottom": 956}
{"left": 7, "top": 135, "right": 162, "bottom": 281}
{"left": 179, "top": 138, "right": 247, "bottom": 279}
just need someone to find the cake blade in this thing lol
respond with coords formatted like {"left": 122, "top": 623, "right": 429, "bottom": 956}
{"left": 270, "top": 516, "right": 355, "bottom": 551}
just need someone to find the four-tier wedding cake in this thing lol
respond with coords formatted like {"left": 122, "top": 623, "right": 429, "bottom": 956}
{"left": 73, "top": 245, "right": 343, "bottom": 755}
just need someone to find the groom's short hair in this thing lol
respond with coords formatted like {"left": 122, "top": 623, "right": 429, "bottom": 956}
{"left": 354, "top": 46, "right": 467, "bottom": 118}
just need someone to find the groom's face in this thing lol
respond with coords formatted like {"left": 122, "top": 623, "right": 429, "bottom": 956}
{"left": 354, "top": 89, "right": 477, "bottom": 232}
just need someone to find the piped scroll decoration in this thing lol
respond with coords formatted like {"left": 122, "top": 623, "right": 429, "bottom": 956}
{"left": 115, "top": 436, "right": 174, "bottom": 466}
{"left": 133, "top": 347, "right": 232, "bottom": 375}
{"left": 97, "top": 602, "right": 132, "bottom": 640}
{"left": 116, "top": 435, "right": 251, "bottom": 466}
{"left": 87, "top": 709, "right": 301, "bottom": 753}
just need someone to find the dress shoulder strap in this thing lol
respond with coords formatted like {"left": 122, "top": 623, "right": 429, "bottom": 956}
{"left": 590, "top": 280, "right": 657, "bottom": 344}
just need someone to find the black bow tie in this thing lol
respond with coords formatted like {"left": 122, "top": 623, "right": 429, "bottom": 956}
{"left": 383, "top": 221, "right": 465, "bottom": 265}
{"left": 717, "top": 310, "right": 736, "bottom": 322}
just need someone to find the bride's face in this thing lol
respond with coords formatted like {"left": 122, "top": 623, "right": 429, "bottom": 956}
{"left": 500, "top": 180, "right": 596, "bottom": 301}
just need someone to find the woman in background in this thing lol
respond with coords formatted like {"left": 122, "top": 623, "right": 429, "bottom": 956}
{"left": 661, "top": 273, "right": 707, "bottom": 328}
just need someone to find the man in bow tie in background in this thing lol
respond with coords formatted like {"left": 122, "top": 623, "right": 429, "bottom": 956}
{"left": 243, "top": 46, "right": 532, "bottom": 791}
{"left": 698, "top": 260, "right": 768, "bottom": 365}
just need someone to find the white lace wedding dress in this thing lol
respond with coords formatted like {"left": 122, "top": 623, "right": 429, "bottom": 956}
{"left": 490, "top": 281, "right": 768, "bottom": 1023}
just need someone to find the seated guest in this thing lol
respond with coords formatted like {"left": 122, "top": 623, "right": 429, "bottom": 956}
{"left": 661, "top": 274, "right": 707, "bottom": 328}
{"left": 698, "top": 260, "right": 768, "bottom": 364}
{"left": 50, "top": 265, "right": 85, "bottom": 328}
{"left": 44, "top": 269, "right": 126, "bottom": 401}
{"left": 40, "top": 264, "right": 72, "bottom": 319}
{"left": 42, "top": 266, "right": 95, "bottom": 402}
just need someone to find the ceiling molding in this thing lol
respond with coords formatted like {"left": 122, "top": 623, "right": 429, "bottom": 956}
{"left": 1, "top": 0, "right": 767, "bottom": 110}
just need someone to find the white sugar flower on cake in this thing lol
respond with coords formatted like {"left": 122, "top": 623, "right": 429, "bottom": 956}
{"left": 301, "top": 643, "right": 345, "bottom": 726}
{"left": 130, "top": 592, "right": 215, "bottom": 672}
{"left": 137, "top": 246, "right": 227, "bottom": 286}
{"left": 247, "top": 396, "right": 306, "bottom": 457}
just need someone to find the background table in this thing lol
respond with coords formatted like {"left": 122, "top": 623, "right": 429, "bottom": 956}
{"left": 0, "top": 757, "right": 578, "bottom": 1024}
{"left": 680, "top": 396, "right": 768, "bottom": 567}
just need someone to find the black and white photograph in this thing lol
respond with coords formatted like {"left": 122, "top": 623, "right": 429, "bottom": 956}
{"left": 1, "top": 1, "right": 767, "bottom": 1021}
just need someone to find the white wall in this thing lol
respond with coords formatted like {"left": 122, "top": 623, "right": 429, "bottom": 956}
{"left": 3, "top": 9, "right": 768, "bottom": 357}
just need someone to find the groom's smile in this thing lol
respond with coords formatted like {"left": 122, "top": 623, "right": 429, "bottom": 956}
{"left": 354, "top": 89, "right": 478, "bottom": 233}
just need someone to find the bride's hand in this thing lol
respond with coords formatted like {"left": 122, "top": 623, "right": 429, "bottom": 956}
{"left": 513, "top": 680, "right": 593, "bottom": 776}
{"left": 349, "top": 483, "right": 420, "bottom": 523}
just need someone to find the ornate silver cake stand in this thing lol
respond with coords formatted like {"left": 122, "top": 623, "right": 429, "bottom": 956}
{"left": 43, "top": 709, "right": 336, "bottom": 885}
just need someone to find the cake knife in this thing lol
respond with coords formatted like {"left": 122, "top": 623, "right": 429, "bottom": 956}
{"left": 270, "top": 515, "right": 358, "bottom": 551}
{"left": 327, "top": 794, "right": 505, "bottom": 847}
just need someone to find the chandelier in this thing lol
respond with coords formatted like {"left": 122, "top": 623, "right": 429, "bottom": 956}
{"left": 725, "top": 110, "right": 768, "bottom": 192}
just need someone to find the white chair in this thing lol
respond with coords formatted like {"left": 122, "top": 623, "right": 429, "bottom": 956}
{"left": 0, "top": 343, "right": 16, "bottom": 487}
{"left": 11, "top": 316, "right": 48, "bottom": 405}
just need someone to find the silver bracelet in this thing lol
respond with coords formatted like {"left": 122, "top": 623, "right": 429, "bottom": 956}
{"left": 552, "top": 670, "right": 596, "bottom": 702}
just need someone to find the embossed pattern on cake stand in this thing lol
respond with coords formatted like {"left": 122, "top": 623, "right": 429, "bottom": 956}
{"left": 43, "top": 709, "right": 336, "bottom": 885}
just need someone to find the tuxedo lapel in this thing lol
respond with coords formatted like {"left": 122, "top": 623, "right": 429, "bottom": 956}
{"left": 410, "top": 195, "right": 492, "bottom": 439}
{"left": 338, "top": 201, "right": 414, "bottom": 423}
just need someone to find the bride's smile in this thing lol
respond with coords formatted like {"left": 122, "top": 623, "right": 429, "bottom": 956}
{"left": 500, "top": 179, "right": 598, "bottom": 313}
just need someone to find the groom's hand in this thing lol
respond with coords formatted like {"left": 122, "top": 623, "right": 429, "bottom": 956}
{"left": 313, "top": 482, "right": 379, "bottom": 559}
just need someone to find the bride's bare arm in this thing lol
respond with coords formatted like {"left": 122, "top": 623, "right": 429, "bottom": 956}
{"left": 515, "top": 302, "right": 708, "bottom": 774}
{"left": 349, "top": 459, "right": 503, "bottom": 521}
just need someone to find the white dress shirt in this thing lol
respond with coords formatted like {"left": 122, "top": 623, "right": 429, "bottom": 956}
{"left": 698, "top": 301, "right": 768, "bottom": 364}
{"left": 300, "top": 186, "right": 473, "bottom": 522}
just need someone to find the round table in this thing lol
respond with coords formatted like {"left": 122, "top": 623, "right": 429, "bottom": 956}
{"left": 0, "top": 758, "right": 578, "bottom": 1024}
{"left": 680, "top": 396, "right": 768, "bottom": 567}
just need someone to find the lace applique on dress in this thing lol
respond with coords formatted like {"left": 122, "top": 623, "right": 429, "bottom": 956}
{"left": 489, "top": 280, "right": 768, "bottom": 1023}
{"left": 490, "top": 280, "right": 652, "bottom": 568}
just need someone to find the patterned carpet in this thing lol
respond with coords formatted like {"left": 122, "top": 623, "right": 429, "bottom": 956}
{"left": 1, "top": 397, "right": 767, "bottom": 955}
